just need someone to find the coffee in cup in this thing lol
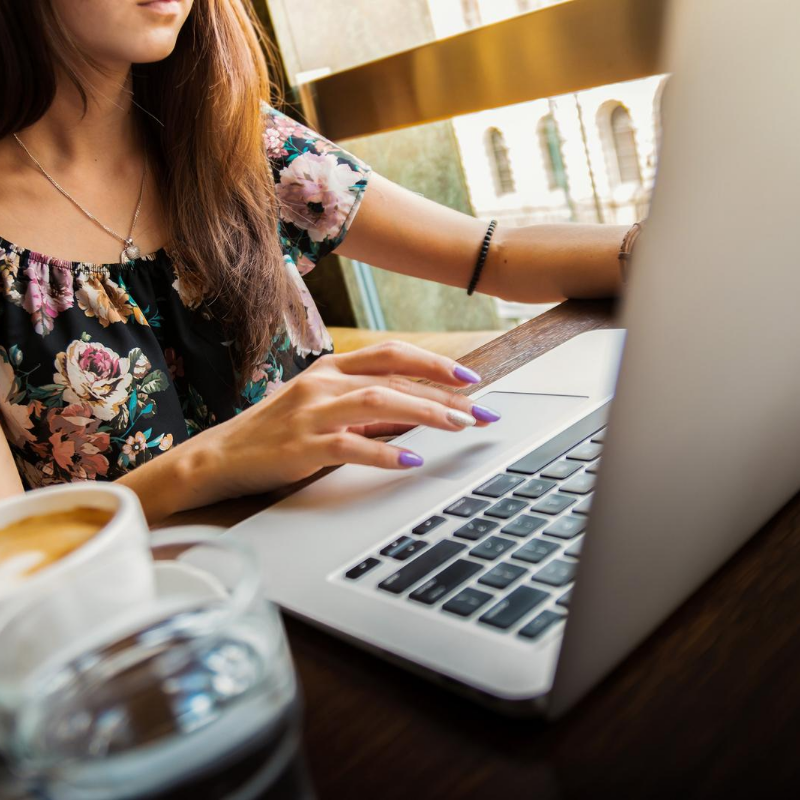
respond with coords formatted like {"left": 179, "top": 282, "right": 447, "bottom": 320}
{"left": 0, "top": 507, "right": 114, "bottom": 587}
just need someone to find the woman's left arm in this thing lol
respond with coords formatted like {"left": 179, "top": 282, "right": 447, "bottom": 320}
{"left": 336, "top": 173, "right": 627, "bottom": 303}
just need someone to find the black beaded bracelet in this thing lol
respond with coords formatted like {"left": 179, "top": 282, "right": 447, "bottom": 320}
{"left": 466, "top": 219, "right": 498, "bottom": 296}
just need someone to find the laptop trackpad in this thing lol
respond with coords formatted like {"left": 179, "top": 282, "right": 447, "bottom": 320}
{"left": 400, "top": 391, "right": 589, "bottom": 481}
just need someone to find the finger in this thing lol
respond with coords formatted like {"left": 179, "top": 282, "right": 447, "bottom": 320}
{"left": 317, "top": 432, "right": 424, "bottom": 470}
{"left": 332, "top": 340, "right": 482, "bottom": 387}
{"left": 313, "top": 387, "right": 479, "bottom": 432}
{"left": 350, "top": 422, "right": 417, "bottom": 439}
{"left": 343, "top": 374, "right": 500, "bottom": 427}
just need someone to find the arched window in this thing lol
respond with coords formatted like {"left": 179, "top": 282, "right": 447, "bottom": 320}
{"left": 652, "top": 76, "right": 670, "bottom": 168}
{"left": 461, "top": 0, "right": 482, "bottom": 29}
{"left": 537, "top": 114, "right": 568, "bottom": 191}
{"left": 602, "top": 104, "right": 642, "bottom": 185}
{"left": 485, "top": 128, "right": 516, "bottom": 196}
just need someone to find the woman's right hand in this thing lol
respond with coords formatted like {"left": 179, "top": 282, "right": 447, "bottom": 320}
{"left": 182, "top": 341, "right": 501, "bottom": 507}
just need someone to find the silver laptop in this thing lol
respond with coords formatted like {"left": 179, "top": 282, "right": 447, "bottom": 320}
{"left": 228, "top": 0, "right": 800, "bottom": 718}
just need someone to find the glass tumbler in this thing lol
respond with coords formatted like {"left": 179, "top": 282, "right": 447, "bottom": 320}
{"left": 0, "top": 530, "right": 313, "bottom": 800}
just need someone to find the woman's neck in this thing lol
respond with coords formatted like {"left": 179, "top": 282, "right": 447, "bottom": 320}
{"left": 14, "top": 65, "right": 142, "bottom": 172}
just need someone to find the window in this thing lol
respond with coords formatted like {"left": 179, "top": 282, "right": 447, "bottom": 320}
{"left": 537, "top": 114, "right": 568, "bottom": 191}
{"left": 600, "top": 103, "right": 642, "bottom": 186}
{"left": 485, "top": 127, "right": 516, "bottom": 195}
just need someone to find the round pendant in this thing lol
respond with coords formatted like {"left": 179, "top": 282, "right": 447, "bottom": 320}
{"left": 125, "top": 244, "right": 140, "bottom": 260}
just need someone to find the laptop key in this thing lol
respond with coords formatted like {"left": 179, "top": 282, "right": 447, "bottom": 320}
{"left": 443, "top": 587, "right": 494, "bottom": 617}
{"left": 513, "top": 478, "right": 556, "bottom": 499}
{"left": 478, "top": 563, "right": 527, "bottom": 589}
{"left": 453, "top": 518, "right": 498, "bottom": 541}
{"left": 586, "top": 458, "right": 602, "bottom": 474}
{"left": 380, "top": 536, "right": 428, "bottom": 561}
{"left": 378, "top": 540, "right": 466, "bottom": 595}
{"left": 543, "top": 515, "right": 586, "bottom": 540}
{"left": 501, "top": 514, "right": 548, "bottom": 538}
{"left": 444, "top": 496, "right": 491, "bottom": 518}
{"left": 512, "top": 539, "right": 560, "bottom": 564}
{"left": 560, "top": 473, "right": 596, "bottom": 495}
{"left": 565, "top": 536, "right": 584, "bottom": 558}
{"left": 518, "top": 610, "right": 565, "bottom": 640}
{"left": 479, "top": 586, "right": 550, "bottom": 630}
{"left": 591, "top": 428, "right": 606, "bottom": 443}
{"left": 539, "top": 460, "right": 582, "bottom": 480}
{"left": 531, "top": 493, "right": 576, "bottom": 515}
{"left": 573, "top": 496, "right": 593, "bottom": 515}
{"left": 412, "top": 515, "right": 446, "bottom": 536}
{"left": 567, "top": 442, "right": 603, "bottom": 461}
{"left": 473, "top": 474, "right": 525, "bottom": 498}
{"left": 504, "top": 404, "right": 611, "bottom": 475}
{"left": 470, "top": 535, "right": 518, "bottom": 561}
{"left": 556, "top": 588, "right": 573, "bottom": 608}
{"left": 345, "top": 557, "right": 381, "bottom": 580}
{"left": 532, "top": 559, "right": 578, "bottom": 587}
{"left": 485, "top": 498, "right": 528, "bottom": 519}
{"left": 409, "top": 559, "right": 482, "bottom": 605}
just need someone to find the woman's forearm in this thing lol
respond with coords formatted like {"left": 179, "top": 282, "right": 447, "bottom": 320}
{"left": 482, "top": 223, "right": 627, "bottom": 304}
{"left": 116, "top": 437, "right": 219, "bottom": 525}
{"left": 339, "top": 175, "right": 628, "bottom": 304}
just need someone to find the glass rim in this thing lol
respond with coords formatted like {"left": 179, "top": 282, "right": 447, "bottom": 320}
{"left": 0, "top": 531, "right": 263, "bottom": 708}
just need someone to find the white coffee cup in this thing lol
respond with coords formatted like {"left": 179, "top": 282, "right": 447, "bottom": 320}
{"left": 0, "top": 483, "right": 155, "bottom": 694}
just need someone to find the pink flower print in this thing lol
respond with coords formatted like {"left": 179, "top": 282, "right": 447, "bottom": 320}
{"left": 263, "top": 115, "right": 299, "bottom": 158}
{"left": 282, "top": 257, "right": 333, "bottom": 358}
{"left": 42, "top": 403, "right": 110, "bottom": 481}
{"left": 250, "top": 362, "right": 269, "bottom": 384}
{"left": 264, "top": 380, "right": 283, "bottom": 398}
{"left": 264, "top": 128, "right": 289, "bottom": 158}
{"left": 22, "top": 257, "right": 74, "bottom": 335}
{"left": 158, "top": 433, "right": 173, "bottom": 451}
{"left": 54, "top": 341, "right": 132, "bottom": 421}
{"left": 276, "top": 152, "right": 362, "bottom": 243}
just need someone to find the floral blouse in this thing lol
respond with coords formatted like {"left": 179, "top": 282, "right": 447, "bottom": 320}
{"left": 0, "top": 105, "right": 371, "bottom": 489}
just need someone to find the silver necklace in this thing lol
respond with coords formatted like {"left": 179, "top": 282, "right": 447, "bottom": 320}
{"left": 12, "top": 133, "right": 147, "bottom": 265}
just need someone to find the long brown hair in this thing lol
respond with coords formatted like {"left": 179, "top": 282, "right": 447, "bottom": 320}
{"left": 0, "top": 0, "right": 305, "bottom": 388}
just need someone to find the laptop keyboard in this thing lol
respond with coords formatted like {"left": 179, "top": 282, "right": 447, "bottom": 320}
{"left": 341, "top": 402, "right": 610, "bottom": 643}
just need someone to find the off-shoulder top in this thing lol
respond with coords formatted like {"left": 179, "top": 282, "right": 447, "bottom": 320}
{"left": 0, "top": 105, "right": 371, "bottom": 488}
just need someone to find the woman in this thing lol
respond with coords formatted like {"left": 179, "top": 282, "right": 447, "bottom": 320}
{"left": 0, "top": 0, "right": 629, "bottom": 522}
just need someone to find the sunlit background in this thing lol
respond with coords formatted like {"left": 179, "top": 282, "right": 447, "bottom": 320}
{"left": 267, "top": 0, "right": 664, "bottom": 332}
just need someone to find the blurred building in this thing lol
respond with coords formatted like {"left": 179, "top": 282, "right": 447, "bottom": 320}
{"left": 430, "top": 0, "right": 664, "bottom": 230}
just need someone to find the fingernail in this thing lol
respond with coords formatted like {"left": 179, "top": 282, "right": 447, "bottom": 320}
{"left": 453, "top": 364, "right": 481, "bottom": 384}
{"left": 446, "top": 409, "right": 477, "bottom": 428}
{"left": 398, "top": 451, "right": 424, "bottom": 468}
{"left": 471, "top": 404, "right": 501, "bottom": 423}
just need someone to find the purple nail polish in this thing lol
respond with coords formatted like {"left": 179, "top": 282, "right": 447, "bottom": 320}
{"left": 454, "top": 364, "right": 481, "bottom": 384}
{"left": 471, "top": 404, "right": 501, "bottom": 423}
{"left": 398, "top": 451, "right": 424, "bottom": 468}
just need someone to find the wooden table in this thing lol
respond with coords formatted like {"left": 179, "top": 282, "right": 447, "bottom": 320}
{"left": 169, "top": 300, "right": 800, "bottom": 799}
